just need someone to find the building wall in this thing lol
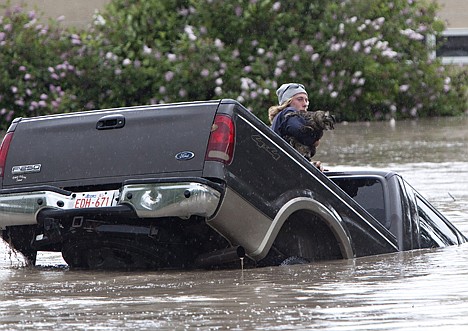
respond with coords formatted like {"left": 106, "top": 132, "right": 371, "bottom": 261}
{"left": 7, "top": 0, "right": 109, "bottom": 28}
{"left": 5, "top": 0, "right": 467, "bottom": 29}
{"left": 437, "top": 0, "right": 468, "bottom": 28}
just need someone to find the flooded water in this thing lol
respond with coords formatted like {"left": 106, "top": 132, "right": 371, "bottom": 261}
{"left": 1, "top": 116, "right": 468, "bottom": 330}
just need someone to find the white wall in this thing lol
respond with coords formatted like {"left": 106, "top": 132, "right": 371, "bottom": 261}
{"left": 437, "top": 0, "right": 468, "bottom": 28}
{"left": 5, "top": 0, "right": 467, "bottom": 29}
{"left": 7, "top": 0, "right": 110, "bottom": 28}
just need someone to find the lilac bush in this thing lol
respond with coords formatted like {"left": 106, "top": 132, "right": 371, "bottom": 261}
{"left": 308, "top": 0, "right": 466, "bottom": 120}
{"left": 1, "top": 0, "right": 466, "bottom": 129}
{"left": 0, "top": 3, "right": 83, "bottom": 128}
{"left": 90, "top": 0, "right": 464, "bottom": 122}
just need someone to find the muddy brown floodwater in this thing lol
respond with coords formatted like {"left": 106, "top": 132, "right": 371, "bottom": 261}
{"left": 1, "top": 116, "right": 468, "bottom": 330}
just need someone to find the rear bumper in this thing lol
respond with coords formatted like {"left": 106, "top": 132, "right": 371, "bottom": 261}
{"left": 0, "top": 180, "right": 223, "bottom": 229}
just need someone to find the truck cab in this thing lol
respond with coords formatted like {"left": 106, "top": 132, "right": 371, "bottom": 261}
{"left": 327, "top": 169, "right": 465, "bottom": 251}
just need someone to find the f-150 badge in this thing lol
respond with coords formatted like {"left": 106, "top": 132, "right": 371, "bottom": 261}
{"left": 11, "top": 164, "right": 42, "bottom": 175}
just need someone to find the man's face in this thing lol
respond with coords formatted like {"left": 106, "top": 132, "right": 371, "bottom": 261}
{"left": 290, "top": 93, "right": 309, "bottom": 112}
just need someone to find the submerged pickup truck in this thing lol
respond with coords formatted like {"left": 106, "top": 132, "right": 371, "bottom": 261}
{"left": 0, "top": 99, "right": 466, "bottom": 269}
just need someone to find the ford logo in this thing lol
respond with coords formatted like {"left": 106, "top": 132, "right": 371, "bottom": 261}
{"left": 175, "top": 151, "right": 195, "bottom": 161}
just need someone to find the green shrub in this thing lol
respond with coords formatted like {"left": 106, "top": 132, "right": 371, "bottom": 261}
{"left": 1, "top": 0, "right": 466, "bottom": 130}
{"left": 88, "top": 0, "right": 465, "bottom": 122}
{"left": 0, "top": 3, "right": 81, "bottom": 128}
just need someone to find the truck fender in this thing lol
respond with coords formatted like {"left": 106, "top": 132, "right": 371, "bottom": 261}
{"left": 250, "top": 197, "right": 354, "bottom": 260}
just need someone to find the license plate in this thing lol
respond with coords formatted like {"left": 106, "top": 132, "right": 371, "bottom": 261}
{"left": 73, "top": 191, "right": 116, "bottom": 208}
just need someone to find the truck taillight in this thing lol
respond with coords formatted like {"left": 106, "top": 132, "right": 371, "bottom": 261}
{"left": 0, "top": 132, "right": 13, "bottom": 178}
{"left": 205, "top": 114, "right": 235, "bottom": 164}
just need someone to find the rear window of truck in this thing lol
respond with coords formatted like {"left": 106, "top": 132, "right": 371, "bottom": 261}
{"left": 331, "top": 177, "right": 387, "bottom": 228}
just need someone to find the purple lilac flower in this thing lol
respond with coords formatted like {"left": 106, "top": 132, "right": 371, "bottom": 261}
{"left": 165, "top": 71, "right": 175, "bottom": 81}
{"left": 304, "top": 45, "right": 314, "bottom": 53}
{"left": 214, "top": 39, "right": 224, "bottom": 49}
{"left": 399, "top": 84, "right": 410, "bottom": 92}
{"left": 184, "top": 25, "right": 197, "bottom": 41}
{"left": 382, "top": 50, "right": 398, "bottom": 58}
{"left": 6, "top": 111, "right": 15, "bottom": 122}
{"left": 357, "top": 24, "right": 366, "bottom": 32}
{"left": 143, "top": 45, "right": 152, "bottom": 54}
{"left": 400, "top": 28, "right": 424, "bottom": 40}
{"left": 311, "top": 53, "right": 320, "bottom": 62}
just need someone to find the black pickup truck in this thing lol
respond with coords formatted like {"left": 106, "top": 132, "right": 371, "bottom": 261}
{"left": 0, "top": 99, "right": 466, "bottom": 269}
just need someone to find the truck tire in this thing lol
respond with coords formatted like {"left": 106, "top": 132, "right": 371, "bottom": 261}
{"left": 280, "top": 256, "right": 310, "bottom": 266}
{"left": 2, "top": 225, "right": 38, "bottom": 266}
{"left": 268, "top": 211, "right": 343, "bottom": 266}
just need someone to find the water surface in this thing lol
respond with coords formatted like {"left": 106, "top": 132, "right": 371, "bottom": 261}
{"left": 1, "top": 116, "right": 468, "bottom": 330}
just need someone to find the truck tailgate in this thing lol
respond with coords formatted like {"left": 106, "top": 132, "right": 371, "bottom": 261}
{"left": 3, "top": 102, "right": 219, "bottom": 188}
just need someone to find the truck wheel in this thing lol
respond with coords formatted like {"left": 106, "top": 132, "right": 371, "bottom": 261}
{"left": 2, "top": 226, "right": 37, "bottom": 266}
{"left": 271, "top": 217, "right": 317, "bottom": 263}
{"left": 280, "top": 256, "right": 310, "bottom": 266}
{"left": 269, "top": 211, "right": 343, "bottom": 266}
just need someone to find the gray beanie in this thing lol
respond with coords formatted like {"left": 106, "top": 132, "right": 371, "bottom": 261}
{"left": 276, "top": 83, "right": 308, "bottom": 105}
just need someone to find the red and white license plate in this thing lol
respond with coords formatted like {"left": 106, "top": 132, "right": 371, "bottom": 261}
{"left": 73, "top": 191, "right": 116, "bottom": 209}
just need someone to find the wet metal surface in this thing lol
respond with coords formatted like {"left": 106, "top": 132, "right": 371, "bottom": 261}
{"left": 1, "top": 117, "right": 468, "bottom": 330}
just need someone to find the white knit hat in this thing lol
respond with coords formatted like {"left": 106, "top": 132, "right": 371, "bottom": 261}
{"left": 276, "top": 83, "right": 308, "bottom": 105}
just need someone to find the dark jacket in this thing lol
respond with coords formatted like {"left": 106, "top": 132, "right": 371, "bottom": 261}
{"left": 271, "top": 107, "right": 321, "bottom": 146}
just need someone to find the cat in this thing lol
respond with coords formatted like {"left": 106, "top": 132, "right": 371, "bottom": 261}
{"left": 284, "top": 110, "right": 335, "bottom": 161}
